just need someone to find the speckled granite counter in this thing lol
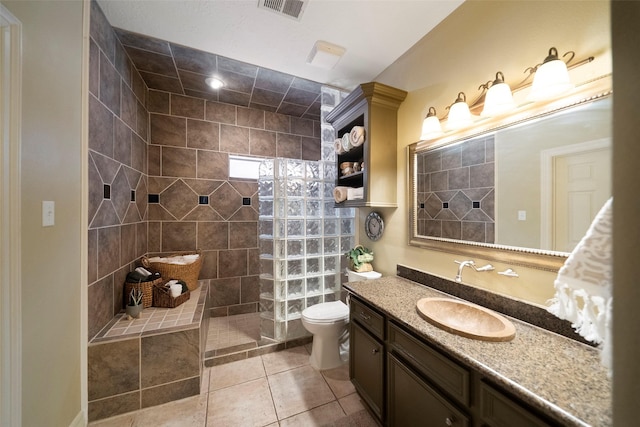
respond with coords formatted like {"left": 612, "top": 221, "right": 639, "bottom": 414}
{"left": 345, "top": 276, "right": 611, "bottom": 427}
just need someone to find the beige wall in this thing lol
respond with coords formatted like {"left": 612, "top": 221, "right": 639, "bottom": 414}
{"left": 370, "top": 0, "right": 611, "bottom": 306}
{"left": 4, "top": 0, "right": 86, "bottom": 425}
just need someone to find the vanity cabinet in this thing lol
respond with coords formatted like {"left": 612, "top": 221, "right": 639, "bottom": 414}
{"left": 348, "top": 295, "right": 559, "bottom": 427}
{"left": 326, "top": 82, "right": 407, "bottom": 208}
{"left": 349, "top": 297, "right": 385, "bottom": 422}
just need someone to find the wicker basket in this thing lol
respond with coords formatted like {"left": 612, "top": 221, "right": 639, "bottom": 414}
{"left": 153, "top": 283, "right": 190, "bottom": 308}
{"left": 351, "top": 261, "right": 373, "bottom": 273}
{"left": 124, "top": 276, "right": 162, "bottom": 308}
{"left": 142, "top": 252, "right": 202, "bottom": 291}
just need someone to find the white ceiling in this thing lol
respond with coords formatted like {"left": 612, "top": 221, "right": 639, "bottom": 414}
{"left": 96, "top": 0, "right": 464, "bottom": 91}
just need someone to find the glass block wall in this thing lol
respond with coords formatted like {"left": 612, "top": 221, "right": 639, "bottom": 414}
{"left": 258, "top": 158, "right": 355, "bottom": 341}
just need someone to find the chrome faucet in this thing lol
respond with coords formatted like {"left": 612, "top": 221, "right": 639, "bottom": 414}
{"left": 454, "top": 260, "right": 495, "bottom": 282}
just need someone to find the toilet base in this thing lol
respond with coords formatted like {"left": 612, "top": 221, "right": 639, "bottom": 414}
{"left": 309, "top": 332, "right": 346, "bottom": 370}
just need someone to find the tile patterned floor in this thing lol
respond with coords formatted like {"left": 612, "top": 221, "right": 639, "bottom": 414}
{"left": 89, "top": 345, "right": 378, "bottom": 427}
{"left": 206, "top": 312, "right": 262, "bottom": 352}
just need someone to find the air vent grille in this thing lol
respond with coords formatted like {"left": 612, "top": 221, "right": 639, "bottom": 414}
{"left": 259, "top": 0, "right": 307, "bottom": 20}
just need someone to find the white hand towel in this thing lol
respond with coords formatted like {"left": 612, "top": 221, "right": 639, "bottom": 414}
{"left": 547, "top": 197, "right": 613, "bottom": 372}
{"left": 334, "top": 138, "right": 345, "bottom": 154}
{"left": 347, "top": 187, "right": 364, "bottom": 200}
{"left": 341, "top": 133, "right": 352, "bottom": 152}
{"left": 333, "top": 186, "right": 349, "bottom": 203}
{"left": 349, "top": 126, "right": 365, "bottom": 147}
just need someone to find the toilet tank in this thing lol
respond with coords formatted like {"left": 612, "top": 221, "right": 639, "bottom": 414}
{"left": 347, "top": 269, "right": 382, "bottom": 282}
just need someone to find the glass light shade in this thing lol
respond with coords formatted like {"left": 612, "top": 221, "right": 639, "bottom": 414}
{"left": 481, "top": 82, "right": 516, "bottom": 117}
{"left": 528, "top": 49, "right": 574, "bottom": 101}
{"left": 446, "top": 93, "right": 472, "bottom": 131}
{"left": 420, "top": 107, "right": 443, "bottom": 140}
{"left": 205, "top": 77, "right": 225, "bottom": 89}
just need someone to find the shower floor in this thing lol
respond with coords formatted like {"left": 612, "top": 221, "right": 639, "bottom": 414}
{"left": 206, "top": 312, "right": 262, "bottom": 353}
{"left": 204, "top": 312, "right": 313, "bottom": 366}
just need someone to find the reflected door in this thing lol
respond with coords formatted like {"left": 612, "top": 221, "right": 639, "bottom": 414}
{"left": 553, "top": 147, "right": 611, "bottom": 252}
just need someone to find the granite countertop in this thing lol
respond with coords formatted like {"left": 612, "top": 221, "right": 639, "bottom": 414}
{"left": 344, "top": 276, "right": 612, "bottom": 427}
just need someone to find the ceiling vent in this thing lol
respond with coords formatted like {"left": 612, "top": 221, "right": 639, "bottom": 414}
{"left": 258, "top": 0, "right": 307, "bottom": 21}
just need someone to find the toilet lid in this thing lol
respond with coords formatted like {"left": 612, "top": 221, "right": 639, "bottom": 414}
{"left": 302, "top": 301, "right": 349, "bottom": 322}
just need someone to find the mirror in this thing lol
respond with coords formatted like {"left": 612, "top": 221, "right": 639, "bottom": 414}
{"left": 408, "top": 78, "right": 612, "bottom": 272}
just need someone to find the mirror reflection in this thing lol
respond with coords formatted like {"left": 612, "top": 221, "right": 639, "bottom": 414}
{"left": 412, "top": 95, "right": 611, "bottom": 257}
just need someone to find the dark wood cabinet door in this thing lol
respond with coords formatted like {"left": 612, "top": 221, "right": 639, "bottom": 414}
{"left": 350, "top": 321, "right": 384, "bottom": 420}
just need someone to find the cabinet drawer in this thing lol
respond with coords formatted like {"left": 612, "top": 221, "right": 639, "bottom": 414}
{"left": 351, "top": 297, "right": 384, "bottom": 340}
{"left": 480, "top": 381, "right": 555, "bottom": 427}
{"left": 388, "top": 353, "right": 469, "bottom": 427}
{"left": 388, "top": 321, "right": 470, "bottom": 406}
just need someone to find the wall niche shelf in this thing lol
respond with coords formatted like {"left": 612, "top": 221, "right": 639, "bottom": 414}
{"left": 326, "top": 82, "right": 407, "bottom": 208}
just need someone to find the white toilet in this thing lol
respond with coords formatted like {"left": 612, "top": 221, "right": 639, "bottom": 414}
{"left": 301, "top": 269, "right": 381, "bottom": 370}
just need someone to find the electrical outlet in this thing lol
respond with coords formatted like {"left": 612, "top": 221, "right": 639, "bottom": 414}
{"left": 42, "top": 201, "right": 55, "bottom": 227}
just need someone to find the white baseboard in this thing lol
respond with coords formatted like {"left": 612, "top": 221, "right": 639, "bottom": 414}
{"left": 69, "top": 410, "right": 86, "bottom": 427}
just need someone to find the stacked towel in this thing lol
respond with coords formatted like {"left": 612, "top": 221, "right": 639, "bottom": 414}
{"left": 547, "top": 197, "right": 613, "bottom": 372}
{"left": 349, "top": 126, "right": 365, "bottom": 147}
{"left": 341, "top": 133, "right": 352, "bottom": 152}
{"left": 147, "top": 254, "right": 200, "bottom": 265}
{"left": 333, "top": 186, "right": 349, "bottom": 203}
{"left": 347, "top": 187, "right": 364, "bottom": 200}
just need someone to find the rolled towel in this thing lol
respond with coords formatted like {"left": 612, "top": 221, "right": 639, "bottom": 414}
{"left": 350, "top": 126, "right": 365, "bottom": 147}
{"left": 347, "top": 187, "right": 364, "bottom": 200}
{"left": 334, "top": 138, "right": 345, "bottom": 154}
{"left": 341, "top": 133, "right": 352, "bottom": 152}
{"left": 333, "top": 186, "right": 349, "bottom": 203}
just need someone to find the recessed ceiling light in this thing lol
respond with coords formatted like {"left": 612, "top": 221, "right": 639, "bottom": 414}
{"left": 306, "top": 40, "right": 346, "bottom": 70}
{"left": 205, "top": 77, "right": 224, "bottom": 90}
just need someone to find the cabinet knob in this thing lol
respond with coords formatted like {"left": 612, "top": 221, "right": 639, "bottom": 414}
{"left": 445, "top": 416, "right": 455, "bottom": 426}
{"left": 371, "top": 348, "right": 379, "bottom": 355}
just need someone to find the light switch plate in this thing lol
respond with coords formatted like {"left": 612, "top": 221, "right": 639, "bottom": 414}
{"left": 42, "top": 201, "right": 55, "bottom": 227}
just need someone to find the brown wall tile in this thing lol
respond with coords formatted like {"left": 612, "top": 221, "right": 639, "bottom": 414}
{"left": 89, "top": 94, "right": 114, "bottom": 157}
{"left": 197, "top": 151, "right": 228, "bottom": 180}
{"left": 132, "top": 134, "right": 147, "bottom": 174}
{"left": 291, "top": 117, "right": 314, "bottom": 136}
{"left": 228, "top": 303, "right": 257, "bottom": 315}
{"left": 88, "top": 275, "right": 113, "bottom": 340}
{"left": 148, "top": 144, "right": 161, "bottom": 176}
{"left": 89, "top": 39, "right": 100, "bottom": 97}
{"left": 150, "top": 114, "right": 186, "bottom": 147}
{"left": 218, "top": 249, "right": 248, "bottom": 278}
{"left": 197, "top": 222, "right": 229, "bottom": 250}
{"left": 187, "top": 119, "right": 219, "bottom": 150}
{"left": 237, "top": 107, "right": 265, "bottom": 129}
{"left": 249, "top": 129, "right": 277, "bottom": 157}
{"left": 148, "top": 90, "right": 170, "bottom": 113}
{"left": 148, "top": 221, "right": 161, "bottom": 252}
{"left": 171, "top": 94, "right": 205, "bottom": 119}
{"left": 241, "top": 275, "right": 260, "bottom": 303}
{"left": 99, "top": 52, "right": 121, "bottom": 116}
{"left": 301, "top": 136, "right": 321, "bottom": 161}
{"left": 113, "top": 119, "right": 132, "bottom": 166}
{"left": 277, "top": 133, "right": 301, "bottom": 159}
{"left": 265, "top": 111, "right": 290, "bottom": 132}
{"left": 161, "top": 146, "right": 197, "bottom": 178}
{"left": 88, "top": 391, "right": 140, "bottom": 423}
{"left": 121, "top": 85, "right": 137, "bottom": 130}
{"left": 88, "top": 229, "right": 98, "bottom": 283}
{"left": 141, "top": 328, "right": 200, "bottom": 388}
{"left": 210, "top": 277, "right": 241, "bottom": 307}
{"left": 121, "top": 223, "right": 137, "bottom": 265}
{"left": 97, "top": 226, "right": 121, "bottom": 278}
{"left": 205, "top": 101, "right": 236, "bottom": 124}
{"left": 162, "top": 221, "right": 197, "bottom": 252}
{"left": 88, "top": 338, "right": 140, "bottom": 400}
{"left": 229, "top": 222, "right": 257, "bottom": 249}
{"left": 220, "top": 125, "right": 250, "bottom": 154}
{"left": 200, "top": 251, "right": 218, "bottom": 279}
{"left": 141, "top": 377, "right": 200, "bottom": 409}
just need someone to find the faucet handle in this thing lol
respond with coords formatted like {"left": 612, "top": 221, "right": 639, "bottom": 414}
{"left": 475, "top": 264, "right": 495, "bottom": 272}
{"left": 498, "top": 268, "right": 519, "bottom": 278}
{"left": 454, "top": 260, "right": 475, "bottom": 266}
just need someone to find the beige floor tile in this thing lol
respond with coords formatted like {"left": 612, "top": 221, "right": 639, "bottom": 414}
{"left": 209, "top": 355, "right": 266, "bottom": 391}
{"left": 338, "top": 392, "right": 366, "bottom": 415}
{"left": 133, "top": 394, "right": 207, "bottom": 427}
{"left": 333, "top": 409, "right": 378, "bottom": 427}
{"left": 269, "top": 365, "right": 336, "bottom": 420}
{"left": 88, "top": 412, "right": 136, "bottom": 426}
{"left": 261, "top": 345, "right": 309, "bottom": 375}
{"left": 321, "top": 363, "right": 355, "bottom": 399}
{"left": 279, "top": 401, "right": 346, "bottom": 427}
{"left": 207, "top": 377, "right": 277, "bottom": 427}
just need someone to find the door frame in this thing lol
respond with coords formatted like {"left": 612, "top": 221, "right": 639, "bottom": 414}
{"left": 540, "top": 137, "right": 611, "bottom": 250}
{"left": 0, "top": 4, "right": 22, "bottom": 426}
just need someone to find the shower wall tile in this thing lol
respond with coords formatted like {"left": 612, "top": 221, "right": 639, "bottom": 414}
{"left": 141, "top": 328, "right": 200, "bottom": 388}
{"left": 162, "top": 221, "right": 197, "bottom": 251}
{"left": 161, "top": 146, "right": 197, "bottom": 178}
{"left": 197, "top": 222, "right": 229, "bottom": 250}
{"left": 89, "top": 94, "right": 114, "bottom": 157}
{"left": 141, "top": 377, "right": 200, "bottom": 409}
{"left": 113, "top": 118, "right": 132, "bottom": 166}
{"left": 238, "top": 106, "right": 265, "bottom": 128}
{"left": 88, "top": 275, "right": 114, "bottom": 340}
{"left": 88, "top": 390, "right": 140, "bottom": 423}
{"left": 219, "top": 249, "right": 248, "bottom": 278}
{"left": 132, "top": 133, "right": 147, "bottom": 173}
{"left": 148, "top": 145, "right": 161, "bottom": 176}
{"left": 197, "top": 150, "right": 228, "bottom": 180}
{"left": 89, "top": 39, "right": 100, "bottom": 96}
{"left": 99, "top": 52, "right": 121, "bottom": 115}
{"left": 277, "top": 133, "right": 301, "bottom": 158}
{"left": 211, "top": 277, "right": 241, "bottom": 307}
{"left": 151, "top": 114, "right": 186, "bottom": 147}
{"left": 220, "top": 125, "right": 250, "bottom": 154}
{"left": 205, "top": 101, "right": 236, "bottom": 124}
{"left": 291, "top": 117, "right": 314, "bottom": 136}
{"left": 229, "top": 302, "right": 258, "bottom": 315}
{"left": 121, "top": 84, "right": 137, "bottom": 130}
{"left": 88, "top": 337, "right": 139, "bottom": 400}
{"left": 187, "top": 119, "right": 219, "bottom": 150}
{"left": 241, "top": 275, "right": 260, "bottom": 303}
{"left": 113, "top": 265, "right": 128, "bottom": 312}
{"left": 171, "top": 94, "right": 205, "bottom": 119}
{"left": 88, "top": 229, "right": 98, "bottom": 283}
{"left": 97, "top": 226, "right": 120, "bottom": 278}
{"left": 149, "top": 89, "right": 170, "bottom": 113}
{"left": 200, "top": 251, "right": 219, "bottom": 279}
{"left": 265, "top": 111, "right": 290, "bottom": 132}
{"left": 229, "top": 222, "right": 258, "bottom": 249}
{"left": 302, "top": 136, "right": 321, "bottom": 161}
{"left": 250, "top": 129, "right": 277, "bottom": 157}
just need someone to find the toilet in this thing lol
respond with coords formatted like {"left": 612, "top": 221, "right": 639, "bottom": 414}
{"left": 301, "top": 269, "right": 381, "bottom": 370}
